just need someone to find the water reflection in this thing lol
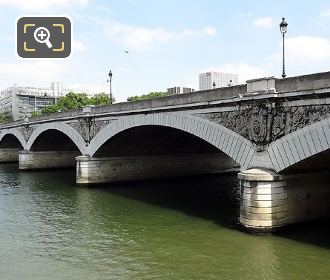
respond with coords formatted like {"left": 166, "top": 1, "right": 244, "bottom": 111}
{"left": 0, "top": 163, "right": 330, "bottom": 280}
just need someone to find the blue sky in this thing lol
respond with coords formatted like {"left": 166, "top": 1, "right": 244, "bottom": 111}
{"left": 0, "top": 0, "right": 330, "bottom": 101}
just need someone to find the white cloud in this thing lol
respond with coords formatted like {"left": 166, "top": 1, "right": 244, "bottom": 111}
{"left": 67, "top": 83, "right": 107, "bottom": 95}
{"left": 114, "top": 24, "right": 175, "bottom": 49}
{"left": 269, "top": 36, "right": 330, "bottom": 76}
{"left": 89, "top": 17, "right": 217, "bottom": 49}
{"left": 253, "top": 17, "right": 273, "bottom": 29}
{"left": 202, "top": 26, "right": 217, "bottom": 36}
{"left": 0, "top": 0, "right": 89, "bottom": 11}
{"left": 0, "top": 62, "right": 109, "bottom": 97}
{"left": 199, "top": 64, "right": 269, "bottom": 83}
{"left": 320, "top": 9, "right": 330, "bottom": 17}
{"left": 284, "top": 36, "right": 330, "bottom": 62}
{"left": 72, "top": 39, "right": 87, "bottom": 51}
{"left": 237, "top": 13, "right": 253, "bottom": 19}
{"left": 0, "top": 61, "right": 67, "bottom": 89}
{"left": 182, "top": 26, "right": 217, "bottom": 36}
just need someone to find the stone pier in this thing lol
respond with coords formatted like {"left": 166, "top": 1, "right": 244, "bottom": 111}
{"left": 0, "top": 148, "right": 20, "bottom": 162}
{"left": 239, "top": 169, "right": 330, "bottom": 232}
{"left": 19, "top": 150, "right": 81, "bottom": 170}
{"left": 76, "top": 153, "right": 239, "bottom": 184}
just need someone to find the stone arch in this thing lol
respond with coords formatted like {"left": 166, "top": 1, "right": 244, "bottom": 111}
{"left": 87, "top": 113, "right": 256, "bottom": 169}
{"left": 0, "top": 128, "right": 27, "bottom": 149}
{"left": 267, "top": 118, "right": 330, "bottom": 172}
{"left": 26, "top": 122, "right": 87, "bottom": 154}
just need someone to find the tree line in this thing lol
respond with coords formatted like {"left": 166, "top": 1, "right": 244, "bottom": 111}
{"left": 32, "top": 92, "right": 115, "bottom": 116}
{"left": 0, "top": 91, "right": 170, "bottom": 123}
{"left": 35, "top": 91, "right": 169, "bottom": 116}
{"left": 126, "top": 91, "right": 168, "bottom": 102}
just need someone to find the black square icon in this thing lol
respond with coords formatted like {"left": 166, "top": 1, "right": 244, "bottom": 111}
{"left": 17, "top": 16, "right": 71, "bottom": 59}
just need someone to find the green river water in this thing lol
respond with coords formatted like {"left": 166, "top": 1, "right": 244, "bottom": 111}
{"left": 0, "top": 163, "right": 330, "bottom": 280}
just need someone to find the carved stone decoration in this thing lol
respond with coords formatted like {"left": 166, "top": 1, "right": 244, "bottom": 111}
{"left": 247, "top": 104, "right": 270, "bottom": 144}
{"left": 68, "top": 118, "right": 115, "bottom": 144}
{"left": 68, "top": 119, "right": 89, "bottom": 143}
{"left": 17, "top": 126, "right": 36, "bottom": 142}
{"left": 90, "top": 119, "right": 114, "bottom": 139}
{"left": 196, "top": 104, "right": 330, "bottom": 149}
{"left": 253, "top": 120, "right": 261, "bottom": 135}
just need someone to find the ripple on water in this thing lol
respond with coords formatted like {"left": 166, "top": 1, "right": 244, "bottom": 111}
{"left": 0, "top": 165, "right": 330, "bottom": 280}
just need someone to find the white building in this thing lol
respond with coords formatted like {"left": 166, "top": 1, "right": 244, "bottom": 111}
{"left": 0, "top": 83, "right": 70, "bottom": 121}
{"left": 167, "top": 86, "right": 195, "bottom": 95}
{"left": 199, "top": 72, "right": 238, "bottom": 90}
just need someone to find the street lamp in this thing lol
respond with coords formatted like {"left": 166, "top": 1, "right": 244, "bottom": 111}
{"left": 107, "top": 70, "right": 113, "bottom": 103}
{"left": 279, "top": 17, "right": 288, "bottom": 78}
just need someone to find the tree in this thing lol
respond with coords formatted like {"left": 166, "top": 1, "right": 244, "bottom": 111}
{"left": 89, "top": 92, "right": 115, "bottom": 105}
{"left": 56, "top": 92, "right": 90, "bottom": 111}
{"left": 40, "top": 104, "right": 61, "bottom": 114}
{"left": 127, "top": 91, "right": 168, "bottom": 102}
{"left": 36, "top": 92, "right": 116, "bottom": 116}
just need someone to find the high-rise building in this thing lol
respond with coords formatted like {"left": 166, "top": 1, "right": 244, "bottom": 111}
{"left": 51, "top": 82, "right": 64, "bottom": 97}
{"left": 182, "top": 87, "right": 195, "bottom": 94}
{"left": 0, "top": 83, "right": 70, "bottom": 121}
{"left": 199, "top": 72, "right": 238, "bottom": 90}
{"left": 167, "top": 86, "right": 195, "bottom": 95}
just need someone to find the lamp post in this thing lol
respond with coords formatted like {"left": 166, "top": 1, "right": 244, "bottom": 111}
{"left": 107, "top": 70, "right": 113, "bottom": 103}
{"left": 279, "top": 17, "right": 288, "bottom": 78}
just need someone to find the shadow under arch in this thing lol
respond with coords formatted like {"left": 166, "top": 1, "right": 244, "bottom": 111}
{"left": 88, "top": 113, "right": 255, "bottom": 168}
{"left": 26, "top": 122, "right": 87, "bottom": 154}
{"left": 0, "top": 128, "right": 26, "bottom": 149}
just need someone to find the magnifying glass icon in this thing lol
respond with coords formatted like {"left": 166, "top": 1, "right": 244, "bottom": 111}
{"left": 34, "top": 27, "right": 53, "bottom": 49}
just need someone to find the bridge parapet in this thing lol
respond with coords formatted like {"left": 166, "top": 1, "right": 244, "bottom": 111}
{"left": 246, "top": 76, "right": 276, "bottom": 94}
{"left": 275, "top": 71, "right": 330, "bottom": 93}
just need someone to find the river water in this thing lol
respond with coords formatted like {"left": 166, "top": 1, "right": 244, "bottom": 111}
{"left": 0, "top": 163, "right": 330, "bottom": 280}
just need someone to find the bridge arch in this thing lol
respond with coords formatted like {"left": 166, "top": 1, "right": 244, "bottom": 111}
{"left": 88, "top": 113, "right": 256, "bottom": 168}
{"left": 26, "top": 122, "right": 87, "bottom": 154}
{"left": 267, "top": 118, "right": 330, "bottom": 172}
{"left": 0, "top": 128, "right": 26, "bottom": 149}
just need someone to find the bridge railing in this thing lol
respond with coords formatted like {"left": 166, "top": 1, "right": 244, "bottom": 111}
{"left": 0, "top": 84, "right": 247, "bottom": 128}
{"left": 1, "top": 71, "right": 330, "bottom": 129}
{"left": 275, "top": 71, "right": 330, "bottom": 93}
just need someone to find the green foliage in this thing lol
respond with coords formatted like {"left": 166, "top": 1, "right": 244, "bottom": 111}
{"left": 0, "top": 113, "right": 6, "bottom": 123}
{"left": 89, "top": 92, "right": 115, "bottom": 106}
{"left": 31, "top": 111, "right": 42, "bottom": 117}
{"left": 37, "top": 92, "right": 115, "bottom": 116}
{"left": 40, "top": 104, "right": 61, "bottom": 114}
{"left": 127, "top": 91, "right": 168, "bottom": 102}
{"left": 56, "top": 92, "right": 90, "bottom": 111}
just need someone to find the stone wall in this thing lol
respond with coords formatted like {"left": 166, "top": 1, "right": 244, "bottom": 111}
{"left": 0, "top": 148, "right": 20, "bottom": 162}
{"left": 76, "top": 153, "right": 239, "bottom": 184}
{"left": 19, "top": 150, "right": 80, "bottom": 170}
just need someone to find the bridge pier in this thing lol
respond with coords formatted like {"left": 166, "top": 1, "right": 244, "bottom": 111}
{"left": 0, "top": 148, "right": 20, "bottom": 162}
{"left": 239, "top": 169, "right": 330, "bottom": 232}
{"left": 76, "top": 153, "right": 238, "bottom": 184}
{"left": 19, "top": 150, "right": 80, "bottom": 170}
{"left": 239, "top": 169, "right": 288, "bottom": 232}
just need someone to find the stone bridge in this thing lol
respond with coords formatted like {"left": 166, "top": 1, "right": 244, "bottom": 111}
{"left": 1, "top": 71, "right": 330, "bottom": 232}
